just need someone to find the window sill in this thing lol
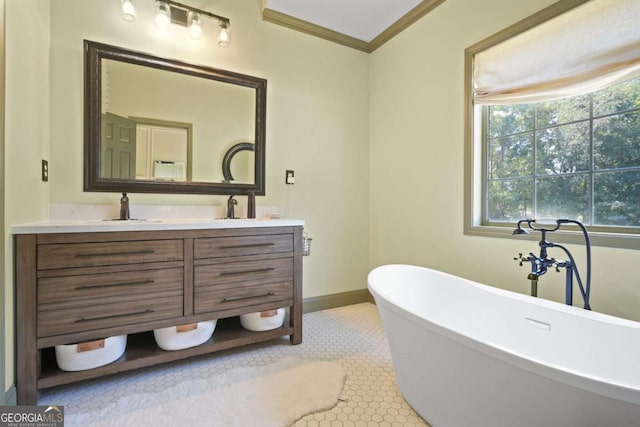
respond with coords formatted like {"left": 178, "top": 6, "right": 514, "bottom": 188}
{"left": 464, "top": 223, "right": 640, "bottom": 250}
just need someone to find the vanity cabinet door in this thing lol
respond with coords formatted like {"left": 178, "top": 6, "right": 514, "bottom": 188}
{"left": 193, "top": 257, "right": 293, "bottom": 315}
{"left": 194, "top": 257, "right": 293, "bottom": 287}
{"left": 193, "top": 232, "right": 295, "bottom": 316}
{"left": 38, "top": 294, "right": 183, "bottom": 337}
{"left": 37, "top": 239, "right": 183, "bottom": 270}
{"left": 36, "top": 266, "right": 184, "bottom": 337}
{"left": 35, "top": 238, "right": 185, "bottom": 338}
{"left": 38, "top": 266, "right": 182, "bottom": 303}
{"left": 194, "top": 281, "right": 293, "bottom": 315}
{"left": 194, "top": 234, "right": 293, "bottom": 259}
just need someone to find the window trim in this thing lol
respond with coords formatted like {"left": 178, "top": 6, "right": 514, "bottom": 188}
{"left": 463, "top": 0, "right": 640, "bottom": 250}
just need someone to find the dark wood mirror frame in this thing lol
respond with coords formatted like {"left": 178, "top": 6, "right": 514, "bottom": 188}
{"left": 84, "top": 40, "right": 266, "bottom": 195}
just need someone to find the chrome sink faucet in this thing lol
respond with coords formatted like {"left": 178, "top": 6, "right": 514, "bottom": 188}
{"left": 227, "top": 195, "right": 238, "bottom": 219}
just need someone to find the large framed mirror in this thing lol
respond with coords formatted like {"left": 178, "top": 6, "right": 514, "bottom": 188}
{"left": 84, "top": 40, "right": 266, "bottom": 195}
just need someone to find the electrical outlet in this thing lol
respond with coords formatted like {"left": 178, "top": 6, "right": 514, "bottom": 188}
{"left": 42, "top": 160, "right": 49, "bottom": 182}
{"left": 285, "top": 170, "right": 295, "bottom": 185}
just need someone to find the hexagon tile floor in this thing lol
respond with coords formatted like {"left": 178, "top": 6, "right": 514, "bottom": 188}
{"left": 40, "top": 302, "right": 430, "bottom": 427}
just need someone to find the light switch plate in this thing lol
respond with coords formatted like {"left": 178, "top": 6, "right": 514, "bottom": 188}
{"left": 42, "top": 160, "right": 49, "bottom": 182}
{"left": 285, "top": 170, "right": 295, "bottom": 185}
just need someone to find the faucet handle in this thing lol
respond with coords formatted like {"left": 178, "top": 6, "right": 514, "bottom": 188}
{"left": 514, "top": 253, "right": 526, "bottom": 266}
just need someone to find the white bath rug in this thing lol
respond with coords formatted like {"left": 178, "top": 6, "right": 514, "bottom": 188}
{"left": 64, "top": 357, "right": 346, "bottom": 427}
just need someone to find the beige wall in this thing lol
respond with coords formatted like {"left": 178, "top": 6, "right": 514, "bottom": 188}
{"left": 4, "top": 0, "right": 51, "bottom": 392}
{"left": 0, "top": 0, "right": 5, "bottom": 403}
{"left": 369, "top": 0, "right": 640, "bottom": 322}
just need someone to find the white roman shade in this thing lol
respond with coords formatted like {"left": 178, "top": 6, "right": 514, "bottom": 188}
{"left": 474, "top": 0, "right": 640, "bottom": 105}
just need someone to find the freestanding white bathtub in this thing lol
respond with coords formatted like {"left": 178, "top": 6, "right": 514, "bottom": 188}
{"left": 368, "top": 264, "right": 640, "bottom": 427}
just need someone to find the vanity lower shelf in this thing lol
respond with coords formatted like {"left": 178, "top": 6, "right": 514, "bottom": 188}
{"left": 38, "top": 316, "right": 293, "bottom": 390}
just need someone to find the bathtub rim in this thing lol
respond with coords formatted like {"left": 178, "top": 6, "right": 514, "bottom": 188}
{"left": 368, "top": 264, "right": 640, "bottom": 406}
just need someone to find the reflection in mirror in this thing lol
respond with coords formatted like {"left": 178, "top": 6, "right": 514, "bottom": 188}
{"left": 85, "top": 40, "right": 266, "bottom": 195}
{"left": 222, "top": 142, "right": 255, "bottom": 183}
{"left": 102, "top": 59, "right": 255, "bottom": 184}
{"left": 133, "top": 118, "right": 193, "bottom": 182}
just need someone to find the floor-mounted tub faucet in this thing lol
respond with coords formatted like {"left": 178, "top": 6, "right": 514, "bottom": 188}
{"left": 512, "top": 218, "right": 592, "bottom": 310}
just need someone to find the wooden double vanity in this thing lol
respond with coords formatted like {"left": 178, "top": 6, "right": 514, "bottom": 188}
{"left": 13, "top": 219, "right": 303, "bottom": 405}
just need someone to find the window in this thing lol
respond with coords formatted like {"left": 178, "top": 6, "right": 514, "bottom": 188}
{"left": 485, "top": 76, "right": 640, "bottom": 228}
{"left": 464, "top": 0, "right": 640, "bottom": 248}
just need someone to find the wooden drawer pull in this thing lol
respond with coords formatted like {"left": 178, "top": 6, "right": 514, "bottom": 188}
{"left": 219, "top": 243, "right": 275, "bottom": 249}
{"left": 75, "top": 250, "right": 155, "bottom": 258}
{"left": 221, "top": 292, "right": 275, "bottom": 303}
{"left": 75, "top": 279, "right": 155, "bottom": 290}
{"left": 220, "top": 267, "right": 275, "bottom": 276}
{"left": 74, "top": 309, "right": 154, "bottom": 323}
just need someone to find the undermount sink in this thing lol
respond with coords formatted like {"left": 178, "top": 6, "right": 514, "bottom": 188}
{"left": 81, "top": 218, "right": 263, "bottom": 225}
{"left": 105, "top": 218, "right": 161, "bottom": 222}
{"left": 214, "top": 217, "right": 257, "bottom": 220}
{"left": 85, "top": 218, "right": 164, "bottom": 223}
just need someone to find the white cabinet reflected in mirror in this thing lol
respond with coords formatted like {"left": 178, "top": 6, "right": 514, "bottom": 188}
{"left": 135, "top": 120, "right": 190, "bottom": 182}
{"left": 85, "top": 40, "right": 266, "bottom": 195}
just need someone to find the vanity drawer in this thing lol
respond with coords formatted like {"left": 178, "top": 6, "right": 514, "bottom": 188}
{"left": 194, "top": 257, "right": 293, "bottom": 288}
{"left": 194, "top": 234, "right": 293, "bottom": 259}
{"left": 38, "top": 267, "right": 183, "bottom": 304}
{"left": 194, "top": 281, "right": 293, "bottom": 315}
{"left": 37, "top": 239, "right": 183, "bottom": 270}
{"left": 37, "top": 295, "right": 183, "bottom": 337}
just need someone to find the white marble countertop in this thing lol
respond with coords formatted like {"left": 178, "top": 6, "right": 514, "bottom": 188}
{"left": 12, "top": 218, "right": 305, "bottom": 234}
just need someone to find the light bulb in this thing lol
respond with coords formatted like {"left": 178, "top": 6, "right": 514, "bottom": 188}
{"left": 155, "top": 1, "right": 171, "bottom": 31}
{"left": 121, "top": 0, "right": 136, "bottom": 22}
{"left": 217, "top": 22, "right": 230, "bottom": 47}
{"left": 188, "top": 12, "right": 202, "bottom": 39}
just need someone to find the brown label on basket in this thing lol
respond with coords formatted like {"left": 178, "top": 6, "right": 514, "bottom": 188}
{"left": 77, "top": 339, "right": 105, "bottom": 353}
{"left": 176, "top": 323, "right": 198, "bottom": 333}
{"left": 260, "top": 310, "right": 278, "bottom": 318}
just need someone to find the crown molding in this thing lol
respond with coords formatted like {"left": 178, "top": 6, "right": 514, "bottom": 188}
{"left": 262, "top": 8, "right": 370, "bottom": 53}
{"left": 262, "top": 0, "right": 447, "bottom": 54}
{"left": 369, "top": 0, "right": 446, "bottom": 52}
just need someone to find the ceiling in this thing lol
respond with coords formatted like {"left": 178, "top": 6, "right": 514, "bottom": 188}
{"left": 262, "top": 0, "right": 446, "bottom": 53}
{"left": 265, "top": 0, "right": 421, "bottom": 43}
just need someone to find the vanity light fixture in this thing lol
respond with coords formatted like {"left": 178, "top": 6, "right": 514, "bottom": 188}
{"left": 154, "top": 1, "right": 171, "bottom": 30}
{"left": 217, "top": 21, "right": 230, "bottom": 47}
{"left": 121, "top": 0, "right": 136, "bottom": 22}
{"left": 187, "top": 11, "right": 202, "bottom": 39}
{"left": 123, "top": 0, "right": 231, "bottom": 46}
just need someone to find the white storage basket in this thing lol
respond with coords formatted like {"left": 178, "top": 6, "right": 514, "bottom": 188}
{"left": 153, "top": 320, "right": 217, "bottom": 351}
{"left": 55, "top": 335, "right": 127, "bottom": 372}
{"left": 240, "top": 308, "right": 285, "bottom": 331}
